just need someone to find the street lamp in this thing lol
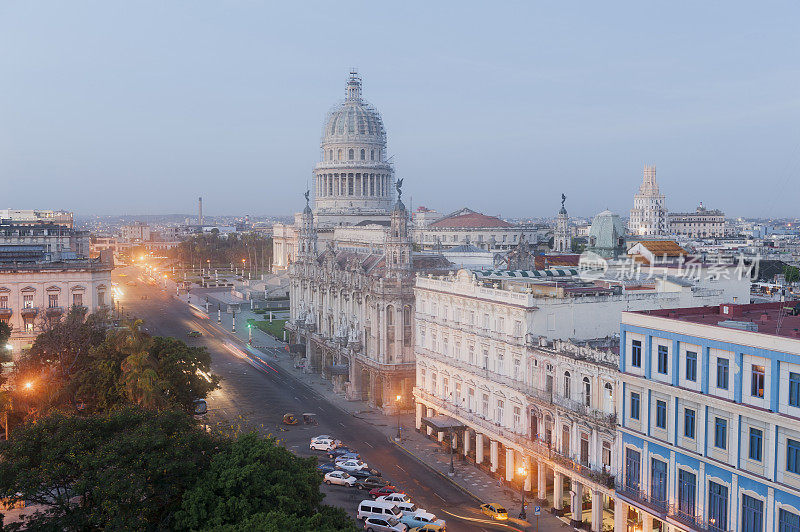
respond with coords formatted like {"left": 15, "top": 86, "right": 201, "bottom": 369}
{"left": 517, "top": 465, "right": 528, "bottom": 519}
{"left": 395, "top": 394, "right": 402, "bottom": 441}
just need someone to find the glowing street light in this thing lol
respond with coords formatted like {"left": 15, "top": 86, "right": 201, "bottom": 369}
{"left": 23, "top": 381, "right": 33, "bottom": 391}
{"left": 517, "top": 465, "right": 528, "bottom": 519}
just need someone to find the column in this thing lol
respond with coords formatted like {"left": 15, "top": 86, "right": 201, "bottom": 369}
{"left": 437, "top": 429, "right": 444, "bottom": 443}
{"left": 643, "top": 514, "right": 653, "bottom": 532}
{"left": 571, "top": 480, "right": 583, "bottom": 527}
{"left": 490, "top": 440, "right": 499, "bottom": 473}
{"left": 463, "top": 430, "right": 470, "bottom": 456}
{"left": 553, "top": 472, "right": 563, "bottom": 511}
{"left": 591, "top": 490, "right": 603, "bottom": 532}
{"left": 476, "top": 433, "right": 484, "bottom": 464}
{"left": 426, "top": 407, "right": 434, "bottom": 436}
{"left": 523, "top": 455, "right": 532, "bottom": 492}
{"left": 614, "top": 500, "right": 629, "bottom": 532}
{"left": 415, "top": 403, "right": 423, "bottom": 430}
{"left": 537, "top": 460, "right": 547, "bottom": 501}
{"left": 505, "top": 448, "right": 515, "bottom": 482}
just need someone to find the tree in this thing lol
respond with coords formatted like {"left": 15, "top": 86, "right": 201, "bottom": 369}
{"left": 174, "top": 433, "right": 356, "bottom": 531}
{"left": 0, "top": 408, "right": 218, "bottom": 531}
{"left": 785, "top": 265, "right": 800, "bottom": 284}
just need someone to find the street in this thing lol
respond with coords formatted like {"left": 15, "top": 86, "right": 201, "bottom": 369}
{"left": 115, "top": 267, "right": 539, "bottom": 532}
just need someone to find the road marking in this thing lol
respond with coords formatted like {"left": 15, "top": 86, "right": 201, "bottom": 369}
{"left": 434, "top": 492, "right": 446, "bottom": 502}
{"left": 294, "top": 397, "right": 300, "bottom": 401}
{"left": 339, "top": 422, "right": 346, "bottom": 427}
{"left": 363, "top": 441, "right": 373, "bottom": 448}
{"left": 396, "top": 465, "right": 406, "bottom": 473}
{"left": 440, "top": 510, "right": 524, "bottom": 532}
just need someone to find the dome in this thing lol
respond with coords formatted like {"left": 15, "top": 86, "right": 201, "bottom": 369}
{"left": 588, "top": 210, "right": 627, "bottom": 258}
{"left": 322, "top": 72, "right": 386, "bottom": 146}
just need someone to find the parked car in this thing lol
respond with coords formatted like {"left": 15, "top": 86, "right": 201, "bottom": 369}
{"left": 335, "top": 459, "right": 368, "bottom": 472}
{"left": 408, "top": 524, "right": 445, "bottom": 532}
{"left": 336, "top": 452, "right": 361, "bottom": 461}
{"left": 399, "top": 511, "right": 445, "bottom": 530}
{"left": 311, "top": 434, "right": 334, "bottom": 442}
{"left": 479, "top": 503, "right": 508, "bottom": 521}
{"left": 369, "top": 486, "right": 398, "bottom": 499}
{"left": 317, "top": 462, "right": 338, "bottom": 473}
{"left": 355, "top": 476, "right": 393, "bottom": 491}
{"left": 187, "top": 330, "right": 202, "bottom": 337}
{"left": 363, "top": 516, "right": 408, "bottom": 532}
{"left": 376, "top": 493, "right": 412, "bottom": 505}
{"left": 310, "top": 438, "right": 338, "bottom": 451}
{"left": 348, "top": 467, "right": 381, "bottom": 479}
{"left": 328, "top": 447, "right": 357, "bottom": 460}
{"left": 396, "top": 502, "right": 422, "bottom": 515}
{"left": 323, "top": 470, "right": 356, "bottom": 487}
{"left": 357, "top": 499, "right": 404, "bottom": 522}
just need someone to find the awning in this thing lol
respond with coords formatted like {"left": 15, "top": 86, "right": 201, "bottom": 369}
{"left": 475, "top": 268, "right": 579, "bottom": 278}
{"left": 421, "top": 415, "right": 466, "bottom": 432}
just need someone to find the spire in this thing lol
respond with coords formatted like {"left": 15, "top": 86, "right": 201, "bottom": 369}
{"left": 346, "top": 70, "right": 362, "bottom": 101}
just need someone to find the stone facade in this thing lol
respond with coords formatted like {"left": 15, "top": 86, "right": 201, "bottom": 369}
{"left": 668, "top": 203, "right": 726, "bottom": 238}
{"left": 629, "top": 165, "right": 667, "bottom": 236}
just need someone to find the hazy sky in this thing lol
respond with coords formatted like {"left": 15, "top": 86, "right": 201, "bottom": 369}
{"left": 1, "top": 1, "right": 798, "bottom": 218}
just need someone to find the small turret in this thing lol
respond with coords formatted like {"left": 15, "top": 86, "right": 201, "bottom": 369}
{"left": 386, "top": 179, "right": 411, "bottom": 273}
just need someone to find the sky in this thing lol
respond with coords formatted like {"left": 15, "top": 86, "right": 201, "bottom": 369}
{"left": 1, "top": 1, "right": 798, "bottom": 219}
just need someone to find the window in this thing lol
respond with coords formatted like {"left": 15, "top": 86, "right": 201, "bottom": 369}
{"left": 625, "top": 448, "right": 640, "bottom": 490}
{"left": 495, "top": 399, "right": 504, "bottom": 424}
{"left": 454, "top": 382, "right": 461, "bottom": 405}
{"left": 348, "top": 148, "right": 354, "bottom": 160}
{"left": 749, "top": 428, "right": 763, "bottom": 461}
{"left": 23, "top": 294, "right": 34, "bottom": 308}
{"left": 48, "top": 294, "right": 58, "bottom": 308}
{"left": 482, "top": 349, "right": 489, "bottom": 370}
{"left": 579, "top": 434, "right": 589, "bottom": 465}
{"left": 370, "top": 149, "right": 374, "bottom": 161}
{"left": 655, "top": 400, "right": 667, "bottom": 429}
{"left": 0, "top": 296, "right": 7, "bottom": 309}
{"left": 788, "top": 439, "right": 800, "bottom": 474}
{"left": 602, "top": 441, "right": 611, "bottom": 468}
{"left": 513, "top": 406, "right": 521, "bottom": 431}
{"left": 23, "top": 316, "right": 34, "bottom": 332}
{"left": 496, "top": 352, "right": 504, "bottom": 375}
{"left": 468, "top": 345, "right": 475, "bottom": 365}
{"left": 677, "top": 469, "right": 696, "bottom": 518}
{"left": 583, "top": 377, "right": 591, "bottom": 407}
{"left": 714, "top": 417, "right": 727, "bottom": 449}
{"left": 742, "top": 494, "right": 763, "bottom": 532}
{"left": 360, "top": 148, "right": 365, "bottom": 160}
{"left": 790, "top": 372, "right": 800, "bottom": 407}
{"left": 563, "top": 372, "right": 571, "bottom": 399}
{"left": 98, "top": 291, "right": 105, "bottom": 307}
{"left": 708, "top": 481, "right": 728, "bottom": 532}
{"left": 686, "top": 351, "right": 697, "bottom": 382}
{"left": 751, "top": 365, "right": 765, "bottom": 398}
{"left": 630, "top": 392, "right": 640, "bottom": 420}
{"left": 443, "top": 378, "right": 449, "bottom": 400}
{"left": 513, "top": 358, "right": 521, "bottom": 380}
{"left": 481, "top": 394, "right": 489, "bottom": 417}
{"left": 651, "top": 459, "right": 667, "bottom": 507}
{"left": 631, "top": 340, "right": 642, "bottom": 367}
{"left": 467, "top": 388, "right": 474, "bottom": 411}
{"left": 717, "top": 358, "right": 730, "bottom": 390}
{"left": 420, "top": 369, "right": 426, "bottom": 389}
{"left": 684, "top": 409, "right": 695, "bottom": 439}
{"left": 657, "top": 345, "right": 668, "bottom": 374}
{"left": 513, "top": 320, "right": 522, "bottom": 337}
{"left": 780, "top": 508, "right": 800, "bottom": 532}
{"left": 431, "top": 373, "right": 437, "bottom": 395}
{"left": 72, "top": 292, "right": 83, "bottom": 307}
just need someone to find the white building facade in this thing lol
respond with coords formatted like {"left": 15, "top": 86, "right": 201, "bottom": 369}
{"left": 668, "top": 203, "right": 727, "bottom": 239}
{"left": 629, "top": 165, "right": 667, "bottom": 236}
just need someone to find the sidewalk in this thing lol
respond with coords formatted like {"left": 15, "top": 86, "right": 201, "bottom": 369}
{"left": 179, "top": 287, "right": 573, "bottom": 531}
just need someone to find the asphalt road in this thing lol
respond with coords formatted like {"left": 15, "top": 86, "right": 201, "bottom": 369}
{"left": 115, "top": 267, "right": 530, "bottom": 532}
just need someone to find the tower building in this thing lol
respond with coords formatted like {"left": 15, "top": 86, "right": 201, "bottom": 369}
{"left": 313, "top": 70, "right": 394, "bottom": 227}
{"left": 628, "top": 165, "right": 667, "bottom": 236}
{"left": 553, "top": 193, "right": 571, "bottom": 252}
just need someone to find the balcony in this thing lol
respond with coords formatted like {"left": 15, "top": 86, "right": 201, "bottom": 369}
{"left": 669, "top": 505, "right": 730, "bottom": 532}
{"left": 46, "top": 306, "right": 64, "bottom": 316}
{"left": 615, "top": 483, "right": 668, "bottom": 515}
{"left": 20, "top": 306, "right": 39, "bottom": 317}
{"left": 0, "top": 308, "right": 11, "bottom": 317}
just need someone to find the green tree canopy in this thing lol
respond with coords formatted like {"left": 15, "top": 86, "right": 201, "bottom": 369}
{"left": 0, "top": 408, "right": 218, "bottom": 531}
{"left": 174, "top": 433, "right": 356, "bottom": 531}
{"left": 785, "top": 265, "right": 800, "bottom": 284}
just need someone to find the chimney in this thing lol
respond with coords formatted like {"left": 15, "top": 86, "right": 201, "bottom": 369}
{"left": 198, "top": 196, "right": 203, "bottom": 226}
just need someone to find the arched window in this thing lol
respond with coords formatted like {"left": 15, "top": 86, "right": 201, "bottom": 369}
{"left": 337, "top": 149, "right": 342, "bottom": 161}
{"left": 583, "top": 377, "right": 591, "bottom": 407}
{"left": 563, "top": 371, "right": 571, "bottom": 399}
{"left": 360, "top": 149, "right": 365, "bottom": 160}
{"left": 328, "top": 149, "right": 332, "bottom": 160}
{"left": 370, "top": 149, "right": 375, "bottom": 161}
{"left": 348, "top": 149, "right": 354, "bottom": 160}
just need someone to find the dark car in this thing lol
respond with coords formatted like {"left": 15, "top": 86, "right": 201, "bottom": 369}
{"left": 355, "top": 476, "right": 393, "bottom": 491}
{"left": 347, "top": 467, "right": 381, "bottom": 479}
{"left": 369, "top": 486, "right": 398, "bottom": 499}
{"left": 317, "top": 462, "right": 337, "bottom": 474}
{"left": 327, "top": 447, "right": 357, "bottom": 460}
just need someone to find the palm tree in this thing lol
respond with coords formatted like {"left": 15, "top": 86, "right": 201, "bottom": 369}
{"left": 116, "top": 320, "right": 164, "bottom": 409}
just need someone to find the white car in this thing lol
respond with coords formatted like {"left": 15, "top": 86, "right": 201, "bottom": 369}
{"left": 310, "top": 438, "right": 338, "bottom": 451}
{"left": 335, "top": 459, "right": 368, "bottom": 472}
{"left": 323, "top": 470, "right": 356, "bottom": 487}
{"left": 311, "top": 434, "right": 333, "bottom": 442}
{"left": 376, "top": 493, "right": 411, "bottom": 505}
{"left": 363, "top": 516, "right": 408, "bottom": 532}
{"left": 396, "top": 501, "right": 423, "bottom": 515}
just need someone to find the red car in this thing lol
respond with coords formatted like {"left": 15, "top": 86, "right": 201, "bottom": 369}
{"left": 369, "top": 486, "right": 402, "bottom": 499}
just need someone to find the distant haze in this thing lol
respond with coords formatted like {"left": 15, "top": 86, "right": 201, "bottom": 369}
{"left": 1, "top": 1, "right": 798, "bottom": 218}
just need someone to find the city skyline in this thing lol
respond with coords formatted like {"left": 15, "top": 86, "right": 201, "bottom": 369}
{"left": 2, "top": 2, "right": 798, "bottom": 218}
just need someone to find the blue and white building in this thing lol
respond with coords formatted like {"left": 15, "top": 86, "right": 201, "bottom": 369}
{"left": 617, "top": 301, "right": 800, "bottom": 532}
